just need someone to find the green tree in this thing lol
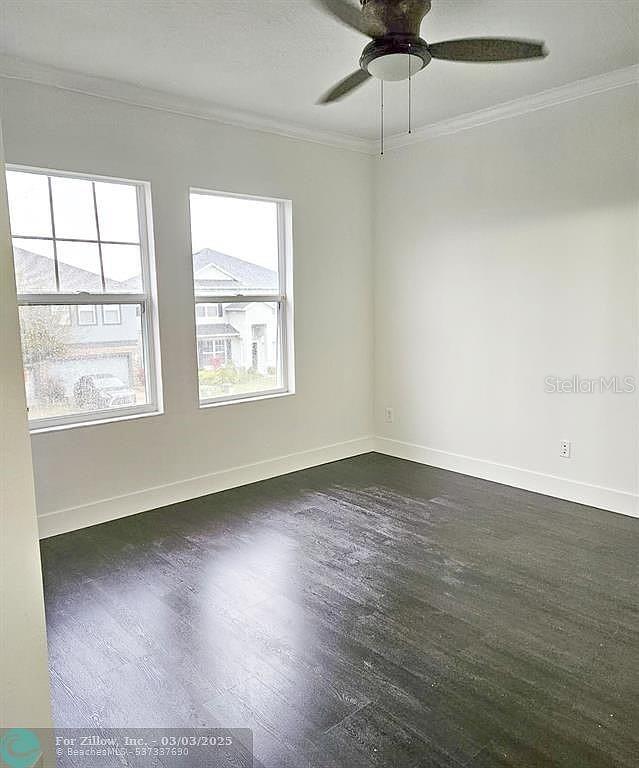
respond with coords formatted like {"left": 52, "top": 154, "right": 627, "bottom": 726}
{"left": 20, "top": 307, "right": 70, "bottom": 406}
{"left": 19, "top": 307, "right": 68, "bottom": 365}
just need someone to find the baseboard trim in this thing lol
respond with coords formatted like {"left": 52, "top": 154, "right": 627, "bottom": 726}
{"left": 38, "top": 434, "right": 638, "bottom": 538}
{"left": 37, "top": 436, "right": 375, "bottom": 539}
{"left": 374, "top": 437, "right": 639, "bottom": 519}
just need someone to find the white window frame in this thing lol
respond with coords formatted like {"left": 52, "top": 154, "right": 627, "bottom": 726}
{"left": 8, "top": 165, "right": 162, "bottom": 432}
{"left": 190, "top": 188, "right": 294, "bottom": 407}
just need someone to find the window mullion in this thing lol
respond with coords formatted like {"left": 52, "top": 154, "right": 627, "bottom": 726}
{"left": 12, "top": 235, "right": 140, "bottom": 246}
{"left": 92, "top": 181, "right": 107, "bottom": 292}
{"left": 47, "top": 176, "right": 60, "bottom": 291}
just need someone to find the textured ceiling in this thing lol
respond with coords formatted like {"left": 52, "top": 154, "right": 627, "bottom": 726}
{"left": 0, "top": 0, "right": 637, "bottom": 140}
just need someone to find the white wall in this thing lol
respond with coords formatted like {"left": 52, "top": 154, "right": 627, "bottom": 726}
{"left": 1, "top": 76, "right": 637, "bottom": 533}
{"left": 374, "top": 86, "right": 639, "bottom": 515}
{"left": 0, "top": 125, "right": 53, "bottom": 728}
{"left": 0, "top": 78, "right": 375, "bottom": 535}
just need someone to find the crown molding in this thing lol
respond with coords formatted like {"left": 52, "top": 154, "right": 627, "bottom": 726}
{"left": 381, "top": 64, "right": 639, "bottom": 152}
{"left": 0, "top": 54, "right": 373, "bottom": 155}
{"left": 0, "top": 54, "right": 637, "bottom": 156}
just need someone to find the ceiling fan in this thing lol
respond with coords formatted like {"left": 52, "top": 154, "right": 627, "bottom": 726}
{"left": 315, "top": 0, "right": 548, "bottom": 104}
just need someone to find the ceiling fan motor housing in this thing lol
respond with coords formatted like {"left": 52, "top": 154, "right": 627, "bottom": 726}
{"left": 361, "top": 35, "right": 430, "bottom": 81}
{"left": 360, "top": 0, "right": 432, "bottom": 37}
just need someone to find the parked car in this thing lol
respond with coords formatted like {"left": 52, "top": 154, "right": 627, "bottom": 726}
{"left": 73, "top": 374, "right": 136, "bottom": 410}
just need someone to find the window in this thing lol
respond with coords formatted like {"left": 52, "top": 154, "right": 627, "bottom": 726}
{"left": 189, "top": 189, "right": 292, "bottom": 405}
{"left": 7, "top": 167, "right": 160, "bottom": 429}
{"left": 102, "top": 304, "right": 122, "bottom": 325}
{"left": 214, "top": 339, "right": 227, "bottom": 360}
{"left": 195, "top": 303, "right": 223, "bottom": 319}
{"left": 77, "top": 305, "right": 97, "bottom": 326}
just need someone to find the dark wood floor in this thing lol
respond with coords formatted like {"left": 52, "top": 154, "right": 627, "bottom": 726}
{"left": 41, "top": 453, "right": 639, "bottom": 768}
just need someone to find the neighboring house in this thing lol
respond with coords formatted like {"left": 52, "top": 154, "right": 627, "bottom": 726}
{"left": 193, "top": 249, "right": 278, "bottom": 375}
{"left": 14, "top": 247, "right": 142, "bottom": 405}
{"left": 14, "top": 247, "right": 279, "bottom": 408}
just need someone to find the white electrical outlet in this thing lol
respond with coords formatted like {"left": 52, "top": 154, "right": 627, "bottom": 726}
{"left": 384, "top": 407, "right": 394, "bottom": 423}
{"left": 560, "top": 440, "right": 571, "bottom": 458}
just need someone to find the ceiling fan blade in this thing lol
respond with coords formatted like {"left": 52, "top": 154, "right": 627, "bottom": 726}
{"left": 429, "top": 38, "right": 547, "bottom": 62}
{"left": 313, "top": 0, "right": 377, "bottom": 37}
{"left": 318, "top": 69, "right": 372, "bottom": 104}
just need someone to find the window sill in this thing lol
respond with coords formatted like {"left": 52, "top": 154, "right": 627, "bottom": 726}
{"left": 29, "top": 407, "right": 163, "bottom": 435}
{"left": 200, "top": 389, "right": 294, "bottom": 410}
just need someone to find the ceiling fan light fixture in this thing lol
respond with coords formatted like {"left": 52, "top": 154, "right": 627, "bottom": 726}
{"left": 360, "top": 36, "right": 431, "bottom": 82}
{"left": 366, "top": 52, "right": 424, "bottom": 81}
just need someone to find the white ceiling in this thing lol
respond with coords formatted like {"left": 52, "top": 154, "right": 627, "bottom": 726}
{"left": 0, "top": 0, "right": 637, "bottom": 141}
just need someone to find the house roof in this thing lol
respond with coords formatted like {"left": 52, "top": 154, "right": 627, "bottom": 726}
{"left": 13, "top": 247, "right": 134, "bottom": 293}
{"left": 197, "top": 323, "right": 240, "bottom": 337}
{"left": 193, "top": 249, "right": 277, "bottom": 293}
{"left": 14, "top": 245, "right": 278, "bottom": 296}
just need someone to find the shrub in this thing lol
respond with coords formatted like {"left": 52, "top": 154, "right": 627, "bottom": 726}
{"left": 42, "top": 376, "right": 66, "bottom": 404}
{"left": 199, "top": 364, "right": 240, "bottom": 387}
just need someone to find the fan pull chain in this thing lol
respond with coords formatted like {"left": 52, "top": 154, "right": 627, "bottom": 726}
{"left": 408, "top": 43, "right": 412, "bottom": 135}
{"left": 380, "top": 79, "right": 384, "bottom": 157}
